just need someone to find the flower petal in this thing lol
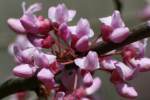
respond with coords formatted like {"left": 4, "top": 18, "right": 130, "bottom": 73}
{"left": 109, "top": 27, "right": 130, "bottom": 43}
{"left": 13, "top": 64, "right": 33, "bottom": 78}
{"left": 7, "top": 18, "right": 26, "bottom": 33}
{"left": 76, "top": 18, "right": 94, "bottom": 38}
{"left": 85, "top": 77, "right": 101, "bottom": 95}
{"left": 75, "top": 36, "right": 89, "bottom": 52}
{"left": 111, "top": 10, "right": 125, "bottom": 28}
{"left": 115, "top": 83, "right": 138, "bottom": 99}
{"left": 37, "top": 68, "right": 54, "bottom": 81}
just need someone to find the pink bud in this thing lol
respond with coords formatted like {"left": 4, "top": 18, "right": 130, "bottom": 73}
{"left": 13, "top": 64, "right": 33, "bottom": 78}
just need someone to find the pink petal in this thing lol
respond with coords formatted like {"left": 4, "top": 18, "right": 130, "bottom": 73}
{"left": 101, "top": 58, "right": 117, "bottom": 71}
{"left": 115, "top": 62, "right": 137, "bottom": 80}
{"left": 74, "top": 57, "right": 86, "bottom": 69}
{"left": 27, "top": 35, "right": 43, "bottom": 47}
{"left": 58, "top": 23, "right": 71, "bottom": 41}
{"left": 37, "top": 68, "right": 54, "bottom": 82}
{"left": 76, "top": 18, "right": 94, "bottom": 38}
{"left": 111, "top": 10, "right": 125, "bottom": 28}
{"left": 85, "top": 51, "right": 100, "bottom": 70}
{"left": 137, "top": 57, "right": 150, "bottom": 72}
{"left": 20, "top": 14, "right": 39, "bottom": 34}
{"left": 99, "top": 16, "right": 112, "bottom": 26}
{"left": 25, "top": 2, "right": 42, "bottom": 14}
{"left": 85, "top": 77, "right": 101, "bottom": 95}
{"left": 115, "top": 83, "right": 138, "bottom": 99}
{"left": 21, "top": 48, "right": 36, "bottom": 63}
{"left": 55, "top": 4, "right": 68, "bottom": 24}
{"left": 35, "top": 52, "right": 56, "bottom": 68}
{"left": 13, "top": 64, "right": 33, "bottom": 78}
{"left": 75, "top": 36, "right": 89, "bottom": 52}
{"left": 74, "top": 51, "right": 100, "bottom": 71}
{"left": 68, "top": 10, "right": 76, "bottom": 21}
{"left": 109, "top": 27, "right": 130, "bottom": 43}
{"left": 7, "top": 18, "right": 26, "bottom": 33}
{"left": 48, "top": 7, "right": 56, "bottom": 22}
{"left": 83, "top": 72, "right": 93, "bottom": 86}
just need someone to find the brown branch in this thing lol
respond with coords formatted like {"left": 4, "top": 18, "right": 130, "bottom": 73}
{"left": 113, "top": 0, "right": 123, "bottom": 13}
{"left": 0, "top": 77, "right": 41, "bottom": 99}
{"left": 1, "top": 21, "right": 150, "bottom": 99}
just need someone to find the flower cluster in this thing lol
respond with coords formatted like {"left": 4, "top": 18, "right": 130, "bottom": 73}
{"left": 8, "top": 2, "right": 150, "bottom": 100}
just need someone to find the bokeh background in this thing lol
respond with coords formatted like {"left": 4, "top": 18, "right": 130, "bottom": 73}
{"left": 0, "top": 0, "right": 150, "bottom": 100}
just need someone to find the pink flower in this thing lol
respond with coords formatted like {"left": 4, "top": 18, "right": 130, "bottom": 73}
{"left": 34, "top": 51, "right": 56, "bottom": 68}
{"left": 100, "top": 57, "right": 117, "bottom": 71}
{"left": 113, "top": 61, "right": 137, "bottom": 81}
{"left": 130, "top": 57, "right": 150, "bottom": 72}
{"left": 122, "top": 40, "right": 147, "bottom": 60}
{"left": 99, "top": 10, "right": 130, "bottom": 43}
{"left": 8, "top": 2, "right": 51, "bottom": 35}
{"left": 69, "top": 18, "right": 94, "bottom": 52}
{"left": 74, "top": 51, "right": 100, "bottom": 71}
{"left": 48, "top": 3, "right": 76, "bottom": 24}
{"left": 115, "top": 82, "right": 138, "bottom": 99}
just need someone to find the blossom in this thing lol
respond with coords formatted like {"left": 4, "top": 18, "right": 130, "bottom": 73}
{"left": 69, "top": 18, "right": 94, "bottom": 52}
{"left": 99, "top": 10, "right": 130, "bottom": 43}
{"left": 74, "top": 51, "right": 100, "bottom": 71}
{"left": 115, "top": 82, "right": 138, "bottom": 99}
{"left": 48, "top": 3, "right": 76, "bottom": 24}
{"left": 7, "top": 2, "right": 51, "bottom": 35}
{"left": 7, "top": 2, "right": 150, "bottom": 100}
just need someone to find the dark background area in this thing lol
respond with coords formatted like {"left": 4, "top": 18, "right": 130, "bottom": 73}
{"left": 0, "top": 0, "right": 150, "bottom": 100}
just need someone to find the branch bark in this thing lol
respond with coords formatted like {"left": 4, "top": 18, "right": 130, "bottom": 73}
{"left": 0, "top": 77, "right": 41, "bottom": 99}
{"left": 113, "top": 0, "right": 123, "bottom": 12}
{"left": 1, "top": 21, "right": 150, "bottom": 99}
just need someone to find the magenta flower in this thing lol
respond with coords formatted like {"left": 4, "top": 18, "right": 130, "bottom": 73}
{"left": 48, "top": 3, "right": 76, "bottom": 24}
{"left": 99, "top": 10, "right": 130, "bottom": 43}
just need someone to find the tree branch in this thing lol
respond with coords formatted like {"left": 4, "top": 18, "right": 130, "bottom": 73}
{"left": 1, "top": 21, "right": 150, "bottom": 99}
{"left": 0, "top": 77, "right": 41, "bottom": 99}
{"left": 113, "top": 0, "right": 123, "bottom": 12}
{"left": 92, "top": 22, "right": 150, "bottom": 54}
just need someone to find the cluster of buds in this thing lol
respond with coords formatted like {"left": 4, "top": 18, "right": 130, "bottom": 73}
{"left": 7, "top": 2, "right": 150, "bottom": 100}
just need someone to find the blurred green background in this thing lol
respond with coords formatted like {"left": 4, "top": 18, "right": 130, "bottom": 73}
{"left": 0, "top": 0, "right": 150, "bottom": 100}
